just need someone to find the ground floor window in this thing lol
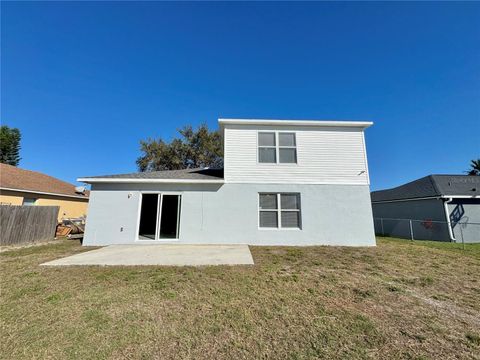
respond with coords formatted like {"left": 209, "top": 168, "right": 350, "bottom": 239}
{"left": 138, "top": 193, "right": 181, "bottom": 240}
{"left": 259, "top": 193, "right": 301, "bottom": 229}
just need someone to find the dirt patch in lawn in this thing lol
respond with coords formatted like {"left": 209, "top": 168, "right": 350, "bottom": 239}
{"left": 1, "top": 238, "right": 479, "bottom": 359}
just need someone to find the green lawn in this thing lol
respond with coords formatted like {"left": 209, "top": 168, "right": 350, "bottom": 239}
{"left": 1, "top": 238, "right": 479, "bottom": 359}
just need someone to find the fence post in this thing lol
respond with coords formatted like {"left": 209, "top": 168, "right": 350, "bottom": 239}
{"left": 409, "top": 219, "right": 414, "bottom": 241}
{"left": 381, "top": 218, "right": 384, "bottom": 236}
{"left": 460, "top": 225, "right": 465, "bottom": 250}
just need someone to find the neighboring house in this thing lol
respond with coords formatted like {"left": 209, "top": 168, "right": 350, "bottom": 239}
{"left": 371, "top": 175, "right": 480, "bottom": 243}
{"left": 79, "top": 119, "right": 376, "bottom": 246}
{"left": 0, "top": 163, "right": 89, "bottom": 221}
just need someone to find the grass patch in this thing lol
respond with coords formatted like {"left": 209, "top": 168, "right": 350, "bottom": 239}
{"left": 378, "top": 236, "right": 480, "bottom": 259}
{"left": 466, "top": 332, "right": 480, "bottom": 346}
{"left": 0, "top": 237, "right": 479, "bottom": 359}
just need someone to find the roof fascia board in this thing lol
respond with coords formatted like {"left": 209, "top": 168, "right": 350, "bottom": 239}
{"left": 372, "top": 195, "right": 480, "bottom": 203}
{"left": 441, "top": 195, "right": 480, "bottom": 199}
{"left": 0, "top": 187, "right": 89, "bottom": 200}
{"left": 218, "top": 119, "right": 373, "bottom": 129}
{"left": 372, "top": 196, "right": 442, "bottom": 203}
{"left": 77, "top": 178, "right": 225, "bottom": 184}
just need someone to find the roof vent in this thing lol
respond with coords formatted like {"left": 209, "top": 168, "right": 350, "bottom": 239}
{"left": 75, "top": 186, "right": 86, "bottom": 194}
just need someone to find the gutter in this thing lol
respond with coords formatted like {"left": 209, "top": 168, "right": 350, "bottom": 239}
{"left": 443, "top": 197, "right": 456, "bottom": 242}
{"left": 372, "top": 195, "right": 479, "bottom": 204}
{"left": 441, "top": 195, "right": 479, "bottom": 199}
{"left": 218, "top": 118, "right": 373, "bottom": 129}
{"left": 77, "top": 178, "right": 225, "bottom": 184}
{"left": 371, "top": 196, "right": 441, "bottom": 204}
{"left": 0, "top": 187, "right": 89, "bottom": 200}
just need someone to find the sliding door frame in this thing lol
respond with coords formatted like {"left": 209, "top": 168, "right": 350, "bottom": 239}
{"left": 136, "top": 191, "right": 182, "bottom": 242}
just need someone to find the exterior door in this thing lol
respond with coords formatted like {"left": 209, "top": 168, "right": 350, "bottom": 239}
{"left": 138, "top": 193, "right": 181, "bottom": 240}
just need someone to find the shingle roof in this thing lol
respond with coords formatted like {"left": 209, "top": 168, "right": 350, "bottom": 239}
{"left": 0, "top": 163, "right": 89, "bottom": 199}
{"left": 371, "top": 175, "right": 480, "bottom": 202}
{"left": 81, "top": 168, "right": 224, "bottom": 181}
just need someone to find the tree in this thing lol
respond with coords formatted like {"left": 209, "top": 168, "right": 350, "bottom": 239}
{"left": 136, "top": 124, "right": 223, "bottom": 172}
{"left": 466, "top": 159, "right": 480, "bottom": 176}
{"left": 0, "top": 125, "right": 21, "bottom": 166}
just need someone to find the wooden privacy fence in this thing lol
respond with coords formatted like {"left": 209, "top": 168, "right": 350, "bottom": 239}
{"left": 0, "top": 205, "right": 59, "bottom": 246}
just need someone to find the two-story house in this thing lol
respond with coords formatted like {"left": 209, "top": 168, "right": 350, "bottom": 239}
{"left": 79, "top": 119, "right": 376, "bottom": 246}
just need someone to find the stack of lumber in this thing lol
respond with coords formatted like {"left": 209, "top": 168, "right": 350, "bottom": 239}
{"left": 55, "top": 218, "right": 86, "bottom": 239}
{"left": 55, "top": 225, "right": 72, "bottom": 237}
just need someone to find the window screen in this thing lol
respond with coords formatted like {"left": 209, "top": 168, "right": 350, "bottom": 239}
{"left": 258, "top": 132, "right": 276, "bottom": 146}
{"left": 259, "top": 148, "right": 276, "bottom": 163}
{"left": 281, "top": 211, "right": 300, "bottom": 228}
{"left": 258, "top": 132, "right": 297, "bottom": 164}
{"left": 279, "top": 133, "right": 296, "bottom": 146}
{"left": 278, "top": 133, "right": 297, "bottom": 163}
{"left": 280, "top": 194, "right": 301, "bottom": 228}
{"left": 281, "top": 194, "right": 299, "bottom": 210}
{"left": 279, "top": 148, "right": 296, "bottom": 163}
{"left": 259, "top": 194, "right": 277, "bottom": 209}
{"left": 259, "top": 194, "right": 278, "bottom": 228}
{"left": 258, "top": 132, "right": 276, "bottom": 163}
{"left": 259, "top": 211, "right": 278, "bottom": 228}
{"left": 259, "top": 193, "right": 301, "bottom": 229}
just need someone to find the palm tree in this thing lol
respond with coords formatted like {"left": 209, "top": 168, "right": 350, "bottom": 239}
{"left": 467, "top": 159, "right": 480, "bottom": 176}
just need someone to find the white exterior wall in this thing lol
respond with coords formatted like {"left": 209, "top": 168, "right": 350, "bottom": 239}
{"left": 223, "top": 124, "right": 370, "bottom": 185}
{"left": 82, "top": 120, "right": 375, "bottom": 247}
{"left": 83, "top": 183, "right": 376, "bottom": 247}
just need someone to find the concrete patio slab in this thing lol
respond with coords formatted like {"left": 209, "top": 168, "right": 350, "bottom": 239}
{"left": 41, "top": 244, "right": 254, "bottom": 266}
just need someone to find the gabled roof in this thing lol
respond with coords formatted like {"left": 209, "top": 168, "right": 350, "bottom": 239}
{"left": 78, "top": 168, "right": 224, "bottom": 184}
{"left": 371, "top": 175, "right": 480, "bottom": 202}
{"left": 0, "top": 163, "right": 89, "bottom": 199}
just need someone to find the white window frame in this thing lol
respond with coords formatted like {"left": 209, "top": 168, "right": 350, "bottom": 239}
{"left": 258, "top": 193, "right": 302, "bottom": 230}
{"left": 257, "top": 132, "right": 277, "bottom": 164}
{"left": 257, "top": 131, "right": 297, "bottom": 164}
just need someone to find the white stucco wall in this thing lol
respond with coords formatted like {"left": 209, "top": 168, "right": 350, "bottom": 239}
{"left": 83, "top": 183, "right": 375, "bottom": 247}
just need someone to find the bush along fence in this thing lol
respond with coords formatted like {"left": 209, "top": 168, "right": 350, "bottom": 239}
{"left": 374, "top": 217, "right": 480, "bottom": 245}
{"left": 0, "top": 205, "right": 59, "bottom": 246}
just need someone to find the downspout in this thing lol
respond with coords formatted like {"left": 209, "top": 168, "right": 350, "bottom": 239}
{"left": 443, "top": 197, "right": 456, "bottom": 242}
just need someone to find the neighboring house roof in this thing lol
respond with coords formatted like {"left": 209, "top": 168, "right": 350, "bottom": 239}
{"left": 78, "top": 168, "right": 224, "bottom": 184}
{"left": 0, "top": 163, "right": 89, "bottom": 199}
{"left": 371, "top": 175, "right": 480, "bottom": 202}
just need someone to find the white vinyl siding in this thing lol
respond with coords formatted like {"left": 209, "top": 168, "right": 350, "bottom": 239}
{"left": 225, "top": 125, "right": 370, "bottom": 184}
{"left": 259, "top": 193, "right": 301, "bottom": 229}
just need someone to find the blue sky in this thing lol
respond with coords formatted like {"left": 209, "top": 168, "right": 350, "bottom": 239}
{"left": 2, "top": 2, "right": 479, "bottom": 190}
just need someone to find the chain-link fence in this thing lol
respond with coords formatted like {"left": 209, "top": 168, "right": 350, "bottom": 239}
{"left": 373, "top": 217, "right": 480, "bottom": 245}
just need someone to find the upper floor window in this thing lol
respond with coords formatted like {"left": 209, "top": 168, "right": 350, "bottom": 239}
{"left": 258, "top": 132, "right": 297, "bottom": 164}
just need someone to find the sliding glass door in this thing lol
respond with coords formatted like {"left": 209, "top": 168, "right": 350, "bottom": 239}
{"left": 138, "top": 193, "right": 181, "bottom": 240}
{"left": 138, "top": 194, "right": 159, "bottom": 240}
